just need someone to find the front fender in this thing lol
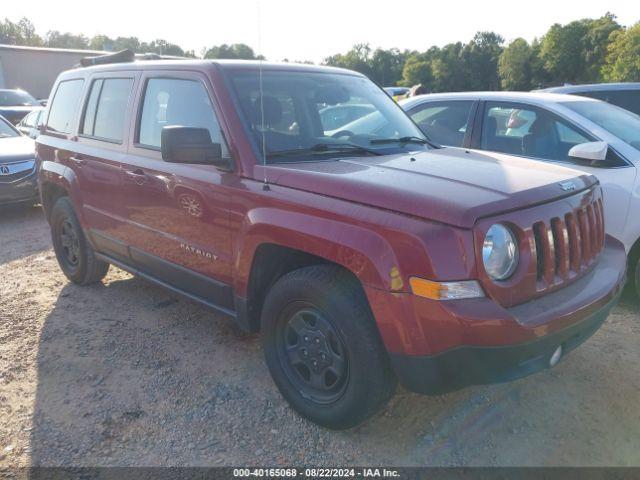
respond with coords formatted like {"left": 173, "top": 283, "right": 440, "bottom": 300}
{"left": 233, "top": 206, "right": 402, "bottom": 296}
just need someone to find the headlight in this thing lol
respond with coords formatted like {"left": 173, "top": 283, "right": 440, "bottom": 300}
{"left": 482, "top": 224, "right": 518, "bottom": 281}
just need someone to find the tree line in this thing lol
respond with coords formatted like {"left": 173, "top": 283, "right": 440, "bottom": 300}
{"left": 326, "top": 14, "right": 639, "bottom": 90}
{"left": 1, "top": 13, "right": 639, "bottom": 90}
{"left": 0, "top": 17, "right": 262, "bottom": 60}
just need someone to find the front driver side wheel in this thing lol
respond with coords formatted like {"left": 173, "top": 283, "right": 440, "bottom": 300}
{"left": 261, "top": 265, "right": 397, "bottom": 429}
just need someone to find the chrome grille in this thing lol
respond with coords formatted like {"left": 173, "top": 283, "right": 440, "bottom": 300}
{"left": 533, "top": 197, "right": 605, "bottom": 290}
{"left": 0, "top": 160, "right": 35, "bottom": 183}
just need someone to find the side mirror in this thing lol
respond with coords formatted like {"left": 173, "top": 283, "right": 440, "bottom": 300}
{"left": 161, "top": 126, "right": 228, "bottom": 168}
{"left": 568, "top": 141, "right": 608, "bottom": 162}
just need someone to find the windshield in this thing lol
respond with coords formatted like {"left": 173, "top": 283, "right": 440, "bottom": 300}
{"left": 0, "top": 118, "right": 19, "bottom": 138}
{"left": 0, "top": 90, "right": 39, "bottom": 107}
{"left": 563, "top": 100, "right": 640, "bottom": 151}
{"left": 228, "top": 69, "right": 428, "bottom": 162}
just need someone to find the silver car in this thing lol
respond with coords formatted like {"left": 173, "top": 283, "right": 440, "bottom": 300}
{"left": 539, "top": 83, "right": 640, "bottom": 116}
{"left": 16, "top": 107, "right": 45, "bottom": 139}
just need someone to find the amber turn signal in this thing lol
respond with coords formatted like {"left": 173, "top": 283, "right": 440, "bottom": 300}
{"left": 409, "top": 277, "right": 484, "bottom": 300}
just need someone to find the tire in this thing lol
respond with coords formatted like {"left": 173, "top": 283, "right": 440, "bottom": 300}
{"left": 631, "top": 255, "right": 640, "bottom": 301}
{"left": 50, "top": 196, "right": 109, "bottom": 285}
{"left": 261, "top": 265, "right": 397, "bottom": 429}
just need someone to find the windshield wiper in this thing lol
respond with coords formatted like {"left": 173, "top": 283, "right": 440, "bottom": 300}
{"left": 267, "top": 142, "right": 382, "bottom": 158}
{"left": 370, "top": 136, "right": 440, "bottom": 148}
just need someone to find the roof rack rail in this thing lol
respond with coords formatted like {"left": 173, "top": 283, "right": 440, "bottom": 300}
{"left": 134, "top": 52, "right": 186, "bottom": 60}
{"left": 80, "top": 49, "right": 135, "bottom": 67}
{"left": 77, "top": 49, "right": 186, "bottom": 68}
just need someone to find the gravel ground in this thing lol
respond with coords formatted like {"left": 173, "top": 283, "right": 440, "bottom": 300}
{"left": 1, "top": 204, "right": 639, "bottom": 467}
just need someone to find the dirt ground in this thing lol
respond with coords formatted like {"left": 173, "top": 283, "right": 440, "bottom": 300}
{"left": 1, "top": 204, "right": 639, "bottom": 467}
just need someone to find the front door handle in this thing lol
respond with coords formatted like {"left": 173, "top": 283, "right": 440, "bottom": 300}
{"left": 125, "top": 169, "right": 148, "bottom": 186}
{"left": 69, "top": 155, "right": 86, "bottom": 166}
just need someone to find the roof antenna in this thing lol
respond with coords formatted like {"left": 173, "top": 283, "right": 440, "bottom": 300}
{"left": 257, "top": 0, "right": 270, "bottom": 191}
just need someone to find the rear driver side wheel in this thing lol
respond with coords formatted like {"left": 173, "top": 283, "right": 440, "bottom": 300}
{"left": 261, "top": 265, "right": 397, "bottom": 429}
{"left": 50, "top": 197, "right": 109, "bottom": 285}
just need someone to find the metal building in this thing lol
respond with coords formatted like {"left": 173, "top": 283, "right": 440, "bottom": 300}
{"left": 0, "top": 44, "right": 104, "bottom": 99}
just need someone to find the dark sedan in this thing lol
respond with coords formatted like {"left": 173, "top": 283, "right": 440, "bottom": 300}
{"left": 0, "top": 89, "right": 43, "bottom": 125}
{"left": 0, "top": 115, "right": 38, "bottom": 206}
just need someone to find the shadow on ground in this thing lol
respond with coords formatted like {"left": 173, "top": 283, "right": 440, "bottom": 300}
{"left": 0, "top": 204, "right": 49, "bottom": 265}
{"left": 26, "top": 268, "right": 640, "bottom": 467}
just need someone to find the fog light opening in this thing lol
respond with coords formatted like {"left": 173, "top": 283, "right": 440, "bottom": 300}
{"left": 549, "top": 345, "right": 563, "bottom": 367}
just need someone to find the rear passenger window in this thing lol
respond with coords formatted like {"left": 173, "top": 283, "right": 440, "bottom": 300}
{"left": 138, "top": 78, "right": 229, "bottom": 156}
{"left": 481, "top": 103, "right": 591, "bottom": 162}
{"left": 81, "top": 78, "right": 133, "bottom": 142}
{"left": 46, "top": 79, "right": 84, "bottom": 134}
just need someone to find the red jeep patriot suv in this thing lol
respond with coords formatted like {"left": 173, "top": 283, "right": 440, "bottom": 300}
{"left": 36, "top": 51, "right": 626, "bottom": 429}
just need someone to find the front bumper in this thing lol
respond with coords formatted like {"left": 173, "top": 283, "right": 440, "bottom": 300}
{"left": 390, "top": 289, "right": 619, "bottom": 394}
{"left": 369, "top": 235, "right": 626, "bottom": 395}
{"left": 0, "top": 168, "right": 39, "bottom": 205}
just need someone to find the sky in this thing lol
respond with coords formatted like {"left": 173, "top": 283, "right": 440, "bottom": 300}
{"left": 3, "top": 0, "right": 639, "bottom": 63}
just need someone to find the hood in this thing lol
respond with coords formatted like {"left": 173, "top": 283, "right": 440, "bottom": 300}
{"left": 257, "top": 147, "right": 597, "bottom": 229}
{"left": 0, "top": 136, "right": 36, "bottom": 163}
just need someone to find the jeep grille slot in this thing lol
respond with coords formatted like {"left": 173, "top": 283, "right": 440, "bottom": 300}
{"left": 534, "top": 197, "right": 605, "bottom": 292}
{"left": 532, "top": 223, "right": 545, "bottom": 281}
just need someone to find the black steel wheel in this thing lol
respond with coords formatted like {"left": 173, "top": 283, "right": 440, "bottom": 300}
{"left": 59, "top": 219, "right": 81, "bottom": 268}
{"left": 50, "top": 197, "right": 109, "bottom": 285}
{"left": 261, "top": 265, "right": 396, "bottom": 429}
{"left": 276, "top": 304, "right": 349, "bottom": 404}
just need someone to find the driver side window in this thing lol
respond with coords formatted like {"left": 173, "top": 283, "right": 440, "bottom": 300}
{"left": 481, "top": 102, "right": 590, "bottom": 163}
{"left": 138, "top": 77, "right": 230, "bottom": 157}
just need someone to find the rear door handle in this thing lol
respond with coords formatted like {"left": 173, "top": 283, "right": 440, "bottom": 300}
{"left": 125, "top": 169, "right": 148, "bottom": 186}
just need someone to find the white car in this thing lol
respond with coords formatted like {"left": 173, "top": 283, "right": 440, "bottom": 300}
{"left": 400, "top": 91, "right": 640, "bottom": 298}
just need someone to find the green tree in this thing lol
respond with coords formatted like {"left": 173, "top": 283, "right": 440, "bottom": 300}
{"left": 583, "top": 13, "right": 622, "bottom": 81}
{"left": 540, "top": 20, "right": 588, "bottom": 83}
{"left": 400, "top": 52, "right": 434, "bottom": 89}
{"left": 325, "top": 45, "right": 411, "bottom": 86}
{"left": 44, "top": 31, "right": 89, "bottom": 49}
{"left": 499, "top": 38, "right": 534, "bottom": 90}
{"left": 603, "top": 22, "right": 640, "bottom": 81}
{"left": 462, "top": 31, "right": 504, "bottom": 90}
{"left": 112, "top": 37, "right": 142, "bottom": 52}
{"left": 528, "top": 39, "right": 551, "bottom": 89}
{"left": 140, "top": 39, "right": 185, "bottom": 56}
{"left": 324, "top": 43, "right": 374, "bottom": 79}
{"left": 539, "top": 14, "right": 621, "bottom": 84}
{"left": 204, "top": 43, "right": 261, "bottom": 60}
{"left": 0, "top": 17, "right": 42, "bottom": 46}
{"left": 430, "top": 42, "right": 467, "bottom": 92}
{"left": 89, "top": 35, "right": 113, "bottom": 51}
{"left": 89, "top": 35, "right": 144, "bottom": 53}
{"left": 370, "top": 48, "right": 408, "bottom": 86}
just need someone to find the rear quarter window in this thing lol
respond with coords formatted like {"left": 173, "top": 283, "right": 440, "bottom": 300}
{"left": 46, "top": 79, "right": 85, "bottom": 134}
